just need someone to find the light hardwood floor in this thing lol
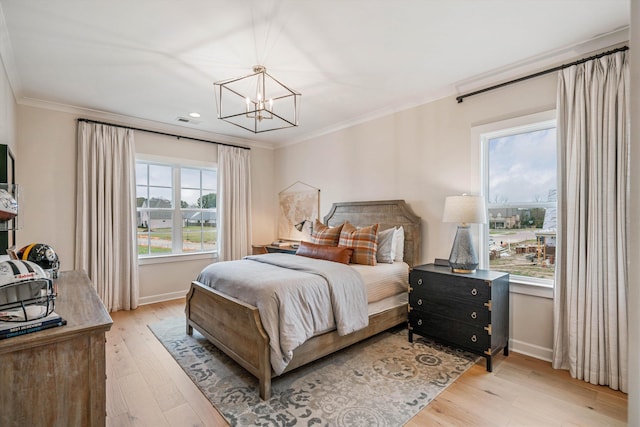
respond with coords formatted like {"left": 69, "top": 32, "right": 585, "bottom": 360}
{"left": 106, "top": 299, "right": 627, "bottom": 426}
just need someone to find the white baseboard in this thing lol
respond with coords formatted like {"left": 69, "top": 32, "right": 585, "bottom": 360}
{"left": 510, "top": 338, "right": 553, "bottom": 362}
{"left": 138, "top": 291, "right": 186, "bottom": 306}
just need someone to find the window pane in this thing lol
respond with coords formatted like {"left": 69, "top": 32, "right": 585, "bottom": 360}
{"left": 202, "top": 169, "right": 216, "bottom": 190}
{"left": 149, "top": 164, "right": 172, "bottom": 187}
{"left": 181, "top": 167, "right": 200, "bottom": 188}
{"left": 202, "top": 226, "right": 217, "bottom": 251}
{"left": 199, "top": 192, "right": 216, "bottom": 208}
{"left": 136, "top": 163, "right": 148, "bottom": 186}
{"left": 148, "top": 211, "right": 172, "bottom": 254}
{"left": 136, "top": 185, "right": 148, "bottom": 205}
{"left": 488, "top": 207, "right": 555, "bottom": 280}
{"left": 137, "top": 229, "right": 150, "bottom": 255}
{"left": 182, "top": 223, "right": 201, "bottom": 253}
{"left": 488, "top": 128, "right": 556, "bottom": 204}
{"left": 181, "top": 188, "right": 200, "bottom": 208}
{"left": 148, "top": 187, "right": 172, "bottom": 207}
{"left": 486, "top": 125, "right": 557, "bottom": 281}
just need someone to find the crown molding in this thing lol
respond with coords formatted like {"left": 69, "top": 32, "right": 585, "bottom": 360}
{"left": 454, "top": 26, "right": 629, "bottom": 95}
{"left": 17, "top": 96, "right": 275, "bottom": 151}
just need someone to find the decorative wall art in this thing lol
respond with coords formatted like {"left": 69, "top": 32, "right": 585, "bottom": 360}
{"left": 278, "top": 181, "right": 319, "bottom": 241}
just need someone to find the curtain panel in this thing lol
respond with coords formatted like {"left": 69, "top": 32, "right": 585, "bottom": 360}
{"left": 553, "top": 51, "right": 629, "bottom": 392}
{"left": 75, "top": 122, "right": 139, "bottom": 312}
{"left": 217, "top": 145, "right": 252, "bottom": 261}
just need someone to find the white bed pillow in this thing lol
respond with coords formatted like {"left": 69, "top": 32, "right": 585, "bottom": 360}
{"left": 376, "top": 227, "right": 397, "bottom": 263}
{"left": 393, "top": 226, "right": 405, "bottom": 262}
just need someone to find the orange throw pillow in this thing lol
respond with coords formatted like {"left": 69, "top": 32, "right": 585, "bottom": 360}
{"left": 310, "top": 220, "right": 344, "bottom": 246}
{"left": 338, "top": 222, "right": 379, "bottom": 266}
{"left": 295, "top": 241, "right": 353, "bottom": 264}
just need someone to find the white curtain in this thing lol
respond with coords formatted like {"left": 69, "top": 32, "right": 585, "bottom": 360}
{"left": 75, "top": 122, "right": 139, "bottom": 312}
{"left": 217, "top": 145, "right": 252, "bottom": 261}
{"left": 553, "top": 51, "right": 629, "bottom": 392}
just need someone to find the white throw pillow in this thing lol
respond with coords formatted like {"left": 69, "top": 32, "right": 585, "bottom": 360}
{"left": 376, "top": 227, "right": 397, "bottom": 263}
{"left": 393, "top": 226, "right": 405, "bottom": 262}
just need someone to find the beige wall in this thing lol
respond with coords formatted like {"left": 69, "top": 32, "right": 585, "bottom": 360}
{"left": 14, "top": 105, "right": 276, "bottom": 302}
{"left": 275, "top": 68, "right": 559, "bottom": 358}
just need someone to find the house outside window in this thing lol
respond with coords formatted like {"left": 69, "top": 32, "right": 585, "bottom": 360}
{"left": 136, "top": 160, "right": 217, "bottom": 257}
{"left": 476, "top": 112, "right": 557, "bottom": 287}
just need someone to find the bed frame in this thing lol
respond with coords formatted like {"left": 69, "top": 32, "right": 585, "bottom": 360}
{"left": 185, "top": 200, "right": 421, "bottom": 400}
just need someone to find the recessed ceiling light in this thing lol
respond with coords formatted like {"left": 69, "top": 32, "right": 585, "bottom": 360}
{"left": 189, "top": 112, "right": 201, "bottom": 118}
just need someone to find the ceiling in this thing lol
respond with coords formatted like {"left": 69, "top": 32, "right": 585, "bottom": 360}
{"left": 0, "top": 1, "right": 630, "bottom": 147}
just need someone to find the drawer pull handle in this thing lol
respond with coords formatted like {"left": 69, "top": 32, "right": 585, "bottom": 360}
{"left": 417, "top": 319, "right": 423, "bottom": 326}
{"left": 418, "top": 299, "right": 423, "bottom": 306}
{"left": 417, "top": 278, "right": 423, "bottom": 285}
{"left": 471, "top": 311, "right": 477, "bottom": 319}
{"left": 471, "top": 334, "right": 477, "bottom": 343}
{"left": 471, "top": 288, "right": 478, "bottom": 296}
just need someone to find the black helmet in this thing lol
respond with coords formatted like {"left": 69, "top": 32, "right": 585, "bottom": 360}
{"left": 17, "top": 243, "right": 60, "bottom": 279}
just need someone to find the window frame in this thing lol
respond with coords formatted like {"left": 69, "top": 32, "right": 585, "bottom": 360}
{"left": 470, "top": 110, "right": 557, "bottom": 298}
{"left": 136, "top": 155, "right": 217, "bottom": 261}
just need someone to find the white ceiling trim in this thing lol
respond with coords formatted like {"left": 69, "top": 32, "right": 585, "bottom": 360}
{"left": 17, "top": 96, "right": 272, "bottom": 151}
{"left": 454, "top": 27, "right": 629, "bottom": 95}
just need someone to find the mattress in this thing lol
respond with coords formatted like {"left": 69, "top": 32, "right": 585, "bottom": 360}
{"left": 350, "top": 261, "right": 409, "bottom": 304}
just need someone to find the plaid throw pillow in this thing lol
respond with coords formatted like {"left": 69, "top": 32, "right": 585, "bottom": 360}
{"left": 338, "top": 222, "right": 379, "bottom": 265}
{"left": 310, "top": 220, "right": 344, "bottom": 246}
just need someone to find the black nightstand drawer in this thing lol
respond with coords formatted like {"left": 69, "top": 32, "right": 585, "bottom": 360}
{"left": 410, "top": 270, "right": 490, "bottom": 301}
{"left": 409, "top": 296, "right": 490, "bottom": 325}
{"left": 409, "top": 311, "right": 490, "bottom": 353}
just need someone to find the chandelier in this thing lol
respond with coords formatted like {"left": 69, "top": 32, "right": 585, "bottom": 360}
{"left": 214, "top": 65, "right": 301, "bottom": 133}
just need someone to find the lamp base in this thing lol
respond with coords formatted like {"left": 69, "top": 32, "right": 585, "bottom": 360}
{"left": 448, "top": 225, "right": 479, "bottom": 274}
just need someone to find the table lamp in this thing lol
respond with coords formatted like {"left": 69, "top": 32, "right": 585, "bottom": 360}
{"left": 442, "top": 194, "right": 487, "bottom": 273}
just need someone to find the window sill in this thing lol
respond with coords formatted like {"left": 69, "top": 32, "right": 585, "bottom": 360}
{"left": 509, "top": 278, "right": 554, "bottom": 299}
{"left": 138, "top": 251, "right": 217, "bottom": 266}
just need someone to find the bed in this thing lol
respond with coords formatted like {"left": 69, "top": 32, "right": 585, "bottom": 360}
{"left": 185, "top": 199, "right": 421, "bottom": 400}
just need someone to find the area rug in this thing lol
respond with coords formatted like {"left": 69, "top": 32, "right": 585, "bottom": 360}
{"left": 149, "top": 318, "right": 478, "bottom": 426}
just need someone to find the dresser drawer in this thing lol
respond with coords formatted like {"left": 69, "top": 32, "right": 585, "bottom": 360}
{"left": 409, "top": 295, "right": 490, "bottom": 325}
{"left": 410, "top": 270, "right": 490, "bottom": 302}
{"left": 409, "top": 311, "right": 490, "bottom": 353}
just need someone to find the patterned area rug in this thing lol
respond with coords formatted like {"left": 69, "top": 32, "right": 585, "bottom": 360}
{"left": 149, "top": 318, "right": 478, "bottom": 426}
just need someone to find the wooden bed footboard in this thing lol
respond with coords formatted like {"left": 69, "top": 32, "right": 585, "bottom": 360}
{"left": 186, "top": 280, "right": 272, "bottom": 399}
{"left": 186, "top": 280, "right": 408, "bottom": 400}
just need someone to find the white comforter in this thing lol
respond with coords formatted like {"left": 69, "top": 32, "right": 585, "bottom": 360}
{"left": 195, "top": 253, "right": 369, "bottom": 374}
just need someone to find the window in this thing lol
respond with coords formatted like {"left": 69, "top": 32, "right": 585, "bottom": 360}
{"left": 478, "top": 113, "right": 557, "bottom": 285}
{"left": 136, "top": 160, "right": 217, "bottom": 257}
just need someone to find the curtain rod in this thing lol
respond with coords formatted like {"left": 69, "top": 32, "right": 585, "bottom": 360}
{"left": 76, "top": 118, "right": 251, "bottom": 150}
{"left": 456, "top": 45, "right": 629, "bottom": 103}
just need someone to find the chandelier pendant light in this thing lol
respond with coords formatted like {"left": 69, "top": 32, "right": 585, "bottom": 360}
{"left": 214, "top": 65, "right": 301, "bottom": 133}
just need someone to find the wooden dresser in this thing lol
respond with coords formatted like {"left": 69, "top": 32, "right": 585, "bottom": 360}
{"left": 408, "top": 264, "right": 509, "bottom": 371}
{"left": 0, "top": 270, "right": 113, "bottom": 427}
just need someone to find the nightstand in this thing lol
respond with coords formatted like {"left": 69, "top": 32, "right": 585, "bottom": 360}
{"left": 408, "top": 263, "right": 509, "bottom": 371}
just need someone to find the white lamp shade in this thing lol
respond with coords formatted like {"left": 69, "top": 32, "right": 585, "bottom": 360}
{"left": 442, "top": 195, "right": 487, "bottom": 225}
